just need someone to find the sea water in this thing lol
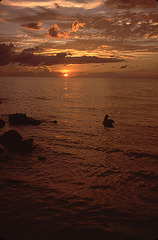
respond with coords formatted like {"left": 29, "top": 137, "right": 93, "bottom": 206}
{"left": 0, "top": 77, "right": 158, "bottom": 240}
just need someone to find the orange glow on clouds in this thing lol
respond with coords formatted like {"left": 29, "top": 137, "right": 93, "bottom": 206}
{"left": 46, "top": 20, "right": 85, "bottom": 39}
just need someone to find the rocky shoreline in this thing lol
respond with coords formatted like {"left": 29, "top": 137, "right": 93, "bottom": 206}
{"left": 0, "top": 113, "right": 57, "bottom": 161}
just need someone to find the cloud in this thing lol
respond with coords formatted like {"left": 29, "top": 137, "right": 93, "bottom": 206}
{"left": 7, "top": 6, "right": 58, "bottom": 23}
{"left": 47, "top": 19, "right": 85, "bottom": 39}
{"left": 54, "top": 3, "right": 60, "bottom": 9}
{"left": 120, "top": 65, "right": 128, "bottom": 69}
{"left": 78, "top": 11, "right": 158, "bottom": 42}
{"left": 0, "top": 43, "right": 15, "bottom": 66}
{"left": 0, "top": 43, "right": 124, "bottom": 67}
{"left": 21, "top": 22, "right": 43, "bottom": 30}
{"left": 71, "top": 19, "right": 85, "bottom": 32}
{"left": 103, "top": 0, "right": 157, "bottom": 9}
{"left": 17, "top": 51, "right": 123, "bottom": 66}
{"left": 47, "top": 24, "right": 61, "bottom": 38}
{"left": 54, "top": 36, "right": 157, "bottom": 55}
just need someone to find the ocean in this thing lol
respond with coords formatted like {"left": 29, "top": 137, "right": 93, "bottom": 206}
{"left": 0, "top": 77, "right": 158, "bottom": 240}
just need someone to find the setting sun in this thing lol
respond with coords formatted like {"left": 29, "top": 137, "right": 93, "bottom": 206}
{"left": 64, "top": 73, "right": 68, "bottom": 77}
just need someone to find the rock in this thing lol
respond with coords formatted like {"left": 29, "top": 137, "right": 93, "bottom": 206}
{"left": 0, "top": 144, "right": 10, "bottom": 161}
{"left": 0, "top": 119, "right": 5, "bottom": 128}
{"left": 51, "top": 120, "right": 57, "bottom": 124}
{"left": 38, "top": 156, "right": 46, "bottom": 161}
{"left": 20, "top": 139, "right": 34, "bottom": 154}
{"left": 0, "top": 237, "right": 9, "bottom": 240}
{"left": 9, "top": 113, "right": 41, "bottom": 125}
{"left": 0, "top": 154, "right": 9, "bottom": 162}
{"left": 0, "top": 130, "right": 34, "bottom": 154}
{"left": 0, "top": 144, "right": 4, "bottom": 155}
{"left": 0, "top": 130, "right": 22, "bottom": 151}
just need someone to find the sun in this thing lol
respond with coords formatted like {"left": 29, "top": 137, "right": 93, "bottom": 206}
{"left": 64, "top": 73, "right": 68, "bottom": 77}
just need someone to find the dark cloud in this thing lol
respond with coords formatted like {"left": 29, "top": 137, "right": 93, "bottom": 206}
{"left": 129, "top": 65, "right": 138, "bottom": 68}
{"left": 54, "top": 37, "right": 157, "bottom": 54}
{"left": 21, "top": 22, "right": 43, "bottom": 30}
{"left": 54, "top": 3, "right": 60, "bottom": 9}
{"left": 47, "top": 24, "right": 61, "bottom": 38}
{"left": 0, "top": 43, "right": 124, "bottom": 67}
{"left": 0, "top": 44, "right": 41, "bottom": 66}
{"left": 3, "top": 3, "right": 157, "bottom": 43}
{"left": 78, "top": 11, "right": 158, "bottom": 42}
{"left": 0, "top": 43, "right": 15, "bottom": 66}
{"left": 47, "top": 20, "right": 85, "bottom": 39}
{"left": 58, "top": 56, "right": 123, "bottom": 65}
{"left": 56, "top": 52, "right": 67, "bottom": 58}
{"left": 1, "top": 0, "right": 87, "bottom": 2}
{"left": 104, "top": 0, "right": 157, "bottom": 9}
{"left": 17, "top": 51, "right": 123, "bottom": 66}
{"left": 21, "top": 46, "right": 40, "bottom": 54}
{"left": 8, "top": 6, "right": 58, "bottom": 23}
{"left": 120, "top": 65, "right": 128, "bottom": 69}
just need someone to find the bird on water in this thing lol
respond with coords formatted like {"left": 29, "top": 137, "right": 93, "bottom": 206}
{"left": 103, "top": 114, "right": 115, "bottom": 128}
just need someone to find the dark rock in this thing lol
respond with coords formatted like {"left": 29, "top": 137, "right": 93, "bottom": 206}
{"left": 51, "top": 120, "right": 57, "bottom": 124}
{"left": 0, "top": 237, "right": 9, "bottom": 240}
{"left": 0, "top": 153, "right": 10, "bottom": 162}
{"left": 0, "top": 130, "right": 22, "bottom": 151}
{"left": 0, "top": 119, "right": 5, "bottom": 128}
{"left": 0, "top": 144, "right": 4, "bottom": 154}
{"left": 0, "top": 144, "right": 9, "bottom": 162}
{"left": 0, "top": 130, "right": 34, "bottom": 155}
{"left": 38, "top": 156, "right": 46, "bottom": 161}
{"left": 9, "top": 113, "right": 41, "bottom": 125}
{"left": 20, "top": 139, "right": 34, "bottom": 154}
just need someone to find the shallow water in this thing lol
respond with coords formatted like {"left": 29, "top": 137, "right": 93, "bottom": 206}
{"left": 0, "top": 77, "right": 158, "bottom": 240}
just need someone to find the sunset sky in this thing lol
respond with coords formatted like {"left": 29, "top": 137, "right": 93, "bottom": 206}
{"left": 0, "top": 0, "right": 158, "bottom": 78}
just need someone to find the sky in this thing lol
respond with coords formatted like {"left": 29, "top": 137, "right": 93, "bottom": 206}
{"left": 0, "top": 0, "right": 158, "bottom": 78}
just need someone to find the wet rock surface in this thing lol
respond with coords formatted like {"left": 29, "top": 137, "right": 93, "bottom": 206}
{"left": 0, "top": 130, "right": 22, "bottom": 150}
{"left": 38, "top": 156, "right": 46, "bottom": 161}
{"left": 0, "top": 144, "right": 4, "bottom": 154}
{"left": 9, "top": 113, "right": 41, "bottom": 125}
{"left": 0, "top": 130, "right": 34, "bottom": 154}
{"left": 20, "top": 138, "right": 34, "bottom": 154}
{"left": 0, "top": 119, "right": 5, "bottom": 128}
{"left": 51, "top": 120, "right": 57, "bottom": 124}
